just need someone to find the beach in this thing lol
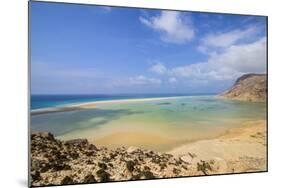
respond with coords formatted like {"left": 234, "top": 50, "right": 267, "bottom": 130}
{"left": 30, "top": 119, "right": 267, "bottom": 186}
{"left": 169, "top": 120, "right": 267, "bottom": 173}
{"left": 30, "top": 95, "right": 267, "bottom": 186}
{"left": 31, "top": 95, "right": 266, "bottom": 151}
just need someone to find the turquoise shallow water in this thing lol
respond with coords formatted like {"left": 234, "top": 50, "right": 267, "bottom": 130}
{"left": 31, "top": 95, "right": 266, "bottom": 148}
{"left": 31, "top": 94, "right": 197, "bottom": 109}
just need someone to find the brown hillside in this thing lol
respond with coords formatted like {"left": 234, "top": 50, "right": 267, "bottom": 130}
{"left": 220, "top": 74, "right": 267, "bottom": 102}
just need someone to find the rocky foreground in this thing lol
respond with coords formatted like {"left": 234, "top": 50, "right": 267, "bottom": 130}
{"left": 220, "top": 73, "right": 267, "bottom": 102}
{"left": 31, "top": 132, "right": 229, "bottom": 186}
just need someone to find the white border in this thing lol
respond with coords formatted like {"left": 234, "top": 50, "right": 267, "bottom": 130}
{"left": 1, "top": 0, "right": 281, "bottom": 188}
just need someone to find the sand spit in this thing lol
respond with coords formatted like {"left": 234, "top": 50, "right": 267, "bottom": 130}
{"left": 31, "top": 96, "right": 187, "bottom": 115}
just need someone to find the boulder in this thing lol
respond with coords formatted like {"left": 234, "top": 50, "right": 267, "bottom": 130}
{"left": 127, "top": 146, "right": 139, "bottom": 154}
{"left": 60, "top": 176, "right": 74, "bottom": 185}
{"left": 83, "top": 174, "right": 97, "bottom": 183}
{"left": 32, "top": 132, "right": 55, "bottom": 141}
{"left": 126, "top": 160, "right": 135, "bottom": 172}
{"left": 65, "top": 139, "right": 88, "bottom": 146}
{"left": 180, "top": 155, "right": 193, "bottom": 164}
{"left": 96, "top": 169, "right": 111, "bottom": 182}
{"left": 31, "top": 171, "right": 41, "bottom": 181}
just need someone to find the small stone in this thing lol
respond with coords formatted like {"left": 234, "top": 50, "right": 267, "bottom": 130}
{"left": 151, "top": 157, "right": 161, "bottom": 164}
{"left": 142, "top": 170, "right": 155, "bottom": 179}
{"left": 31, "top": 171, "right": 41, "bottom": 181}
{"left": 40, "top": 132, "right": 55, "bottom": 140}
{"left": 40, "top": 163, "right": 51, "bottom": 173}
{"left": 65, "top": 139, "right": 88, "bottom": 146}
{"left": 87, "top": 144, "right": 97, "bottom": 150}
{"left": 197, "top": 160, "right": 212, "bottom": 175}
{"left": 98, "top": 162, "right": 107, "bottom": 170}
{"left": 52, "top": 163, "right": 71, "bottom": 171}
{"left": 126, "top": 160, "right": 135, "bottom": 172}
{"left": 31, "top": 159, "right": 41, "bottom": 171}
{"left": 86, "top": 160, "right": 95, "bottom": 165}
{"left": 102, "top": 157, "right": 110, "bottom": 163}
{"left": 96, "top": 169, "right": 110, "bottom": 182}
{"left": 143, "top": 166, "right": 150, "bottom": 171}
{"left": 60, "top": 176, "right": 74, "bottom": 185}
{"left": 209, "top": 157, "right": 228, "bottom": 172}
{"left": 131, "top": 174, "right": 141, "bottom": 180}
{"left": 173, "top": 168, "right": 181, "bottom": 174}
{"left": 180, "top": 155, "right": 193, "bottom": 164}
{"left": 159, "top": 163, "right": 167, "bottom": 170}
{"left": 83, "top": 174, "right": 97, "bottom": 183}
{"left": 69, "top": 152, "right": 79, "bottom": 159}
{"left": 85, "top": 151, "right": 96, "bottom": 157}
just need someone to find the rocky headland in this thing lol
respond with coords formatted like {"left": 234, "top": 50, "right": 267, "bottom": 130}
{"left": 31, "top": 132, "right": 215, "bottom": 186}
{"left": 220, "top": 74, "right": 267, "bottom": 102}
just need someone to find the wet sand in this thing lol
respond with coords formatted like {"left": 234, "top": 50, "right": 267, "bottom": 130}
{"left": 58, "top": 119, "right": 267, "bottom": 167}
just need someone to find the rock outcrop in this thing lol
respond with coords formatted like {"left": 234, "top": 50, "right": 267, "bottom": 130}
{"left": 30, "top": 132, "right": 224, "bottom": 186}
{"left": 220, "top": 74, "right": 267, "bottom": 102}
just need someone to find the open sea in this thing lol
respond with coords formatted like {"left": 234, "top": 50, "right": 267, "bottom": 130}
{"left": 30, "top": 94, "right": 267, "bottom": 151}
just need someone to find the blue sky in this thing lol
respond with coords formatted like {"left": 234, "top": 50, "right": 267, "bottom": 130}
{"left": 30, "top": 2, "right": 267, "bottom": 94}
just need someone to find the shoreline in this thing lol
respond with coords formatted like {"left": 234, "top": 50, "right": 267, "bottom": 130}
{"left": 31, "top": 119, "right": 267, "bottom": 186}
{"left": 31, "top": 95, "right": 192, "bottom": 115}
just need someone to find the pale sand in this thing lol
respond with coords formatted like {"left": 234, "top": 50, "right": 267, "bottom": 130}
{"left": 58, "top": 119, "right": 266, "bottom": 174}
{"left": 92, "top": 131, "right": 171, "bottom": 146}
{"left": 90, "top": 131, "right": 189, "bottom": 152}
{"left": 71, "top": 96, "right": 185, "bottom": 108}
{"left": 169, "top": 120, "right": 267, "bottom": 173}
{"left": 31, "top": 96, "right": 186, "bottom": 115}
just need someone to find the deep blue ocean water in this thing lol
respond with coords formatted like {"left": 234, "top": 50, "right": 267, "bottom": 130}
{"left": 31, "top": 94, "right": 215, "bottom": 110}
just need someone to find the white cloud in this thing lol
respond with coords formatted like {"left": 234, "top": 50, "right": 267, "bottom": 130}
{"left": 147, "top": 37, "right": 266, "bottom": 83}
{"left": 170, "top": 61, "right": 239, "bottom": 81}
{"left": 200, "top": 26, "right": 257, "bottom": 48}
{"left": 129, "top": 75, "right": 162, "bottom": 85}
{"left": 170, "top": 37, "right": 266, "bottom": 81}
{"left": 140, "top": 11, "right": 195, "bottom": 44}
{"left": 149, "top": 62, "right": 167, "bottom": 74}
{"left": 208, "top": 37, "right": 266, "bottom": 73}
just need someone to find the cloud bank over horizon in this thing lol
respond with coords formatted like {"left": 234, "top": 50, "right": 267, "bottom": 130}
{"left": 31, "top": 3, "right": 267, "bottom": 94}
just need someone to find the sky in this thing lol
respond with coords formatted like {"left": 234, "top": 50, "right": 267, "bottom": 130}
{"left": 30, "top": 2, "right": 267, "bottom": 94}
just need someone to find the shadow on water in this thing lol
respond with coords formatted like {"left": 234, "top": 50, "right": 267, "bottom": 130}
{"left": 31, "top": 108, "right": 144, "bottom": 136}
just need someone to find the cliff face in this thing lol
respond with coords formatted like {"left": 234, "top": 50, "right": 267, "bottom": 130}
{"left": 220, "top": 74, "right": 267, "bottom": 102}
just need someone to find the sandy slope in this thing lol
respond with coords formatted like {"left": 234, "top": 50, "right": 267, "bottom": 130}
{"left": 169, "top": 120, "right": 267, "bottom": 173}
